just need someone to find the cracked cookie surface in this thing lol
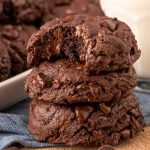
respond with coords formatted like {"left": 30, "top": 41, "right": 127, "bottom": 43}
{"left": 27, "top": 15, "right": 140, "bottom": 74}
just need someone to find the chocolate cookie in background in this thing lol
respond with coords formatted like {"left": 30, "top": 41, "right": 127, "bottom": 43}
{"left": 0, "top": 0, "right": 46, "bottom": 25}
{"left": 0, "top": 41, "right": 11, "bottom": 82}
{"left": 25, "top": 60, "right": 137, "bottom": 104}
{"left": 0, "top": 0, "right": 104, "bottom": 26}
{"left": 42, "top": 0, "right": 104, "bottom": 23}
{"left": 0, "top": 25, "right": 37, "bottom": 76}
{"left": 28, "top": 92, "right": 144, "bottom": 146}
{"left": 27, "top": 15, "right": 140, "bottom": 74}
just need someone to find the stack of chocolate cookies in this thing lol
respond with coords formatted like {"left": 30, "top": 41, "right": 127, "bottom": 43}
{"left": 25, "top": 15, "right": 144, "bottom": 146}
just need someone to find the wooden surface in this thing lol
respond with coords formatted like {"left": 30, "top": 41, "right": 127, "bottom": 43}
{"left": 22, "top": 126, "right": 150, "bottom": 150}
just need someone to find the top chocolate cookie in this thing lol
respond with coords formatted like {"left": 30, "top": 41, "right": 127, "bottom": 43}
{"left": 27, "top": 15, "right": 140, "bottom": 74}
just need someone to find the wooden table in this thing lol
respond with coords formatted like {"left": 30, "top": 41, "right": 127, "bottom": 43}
{"left": 22, "top": 126, "right": 150, "bottom": 150}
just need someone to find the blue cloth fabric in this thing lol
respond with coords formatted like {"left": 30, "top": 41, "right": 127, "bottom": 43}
{"left": 0, "top": 99, "right": 51, "bottom": 150}
{"left": 0, "top": 92, "right": 150, "bottom": 150}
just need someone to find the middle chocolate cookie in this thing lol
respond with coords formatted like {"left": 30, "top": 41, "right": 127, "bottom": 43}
{"left": 25, "top": 60, "right": 136, "bottom": 104}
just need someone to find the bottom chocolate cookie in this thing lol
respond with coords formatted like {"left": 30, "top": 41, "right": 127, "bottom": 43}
{"left": 28, "top": 92, "right": 144, "bottom": 146}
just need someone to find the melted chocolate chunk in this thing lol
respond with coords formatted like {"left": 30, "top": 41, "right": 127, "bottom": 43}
{"left": 75, "top": 105, "right": 93, "bottom": 123}
{"left": 102, "top": 18, "right": 118, "bottom": 31}
{"left": 99, "top": 103, "right": 111, "bottom": 115}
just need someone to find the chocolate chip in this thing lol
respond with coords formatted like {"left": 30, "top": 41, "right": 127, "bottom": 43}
{"left": 2, "top": 25, "right": 19, "bottom": 40}
{"left": 130, "top": 109, "right": 139, "bottom": 117}
{"left": 36, "top": 74, "right": 45, "bottom": 88}
{"left": 76, "top": 84, "right": 83, "bottom": 89}
{"left": 91, "top": 39, "right": 96, "bottom": 48}
{"left": 114, "top": 91, "right": 122, "bottom": 101}
{"left": 65, "top": 9, "right": 76, "bottom": 15}
{"left": 104, "top": 18, "right": 118, "bottom": 31}
{"left": 131, "top": 116, "right": 140, "bottom": 131}
{"left": 81, "top": 6, "right": 87, "bottom": 12}
{"left": 130, "top": 47, "right": 135, "bottom": 55}
{"left": 80, "top": 54, "right": 85, "bottom": 61}
{"left": 99, "top": 103, "right": 111, "bottom": 115}
{"left": 98, "top": 145, "right": 115, "bottom": 150}
{"left": 76, "top": 84, "right": 87, "bottom": 90}
{"left": 76, "top": 64, "right": 84, "bottom": 70}
{"left": 61, "top": 15, "right": 74, "bottom": 23}
{"left": 75, "top": 105, "right": 93, "bottom": 123}
{"left": 89, "top": 85, "right": 99, "bottom": 98}
{"left": 53, "top": 79, "right": 61, "bottom": 89}
{"left": 111, "top": 132, "right": 120, "bottom": 145}
{"left": 18, "top": 8, "right": 35, "bottom": 20}
{"left": 92, "top": 130, "right": 103, "bottom": 139}
{"left": 121, "top": 129, "right": 131, "bottom": 138}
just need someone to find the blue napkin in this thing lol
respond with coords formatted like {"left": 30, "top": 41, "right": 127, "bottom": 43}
{"left": 0, "top": 99, "right": 51, "bottom": 150}
{"left": 0, "top": 92, "right": 150, "bottom": 150}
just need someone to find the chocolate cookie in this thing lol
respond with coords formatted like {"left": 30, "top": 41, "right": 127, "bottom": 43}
{"left": 42, "top": 0, "right": 104, "bottom": 23}
{"left": 28, "top": 93, "right": 144, "bottom": 146}
{"left": 0, "top": 0, "right": 46, "bottom": 25}
{"left": 27, "top": 15, "right": 140, "bottom": 74}
{"left": 0, "top": 0, "right": 104, "bottom": 25}
{"left": 0, "top": 24, "right": 37, "bottom": 75}
{"left": 0, "top": 41, "right": 11, "bottom": 82}
{"left": 25, "top": 60, "right": 137, "bottom": 104}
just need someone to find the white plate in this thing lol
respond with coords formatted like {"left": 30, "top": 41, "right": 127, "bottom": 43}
{"left": 0, "top": 69, "right": 31, "bottom": 110}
